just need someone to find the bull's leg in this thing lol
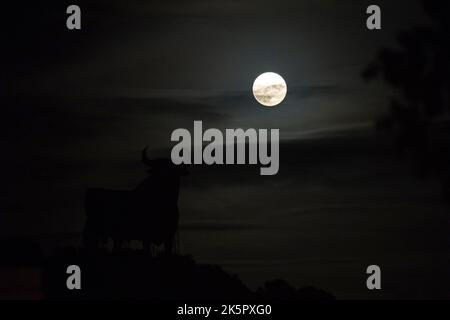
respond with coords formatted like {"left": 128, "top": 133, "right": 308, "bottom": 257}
{"left": 143, "top": 240, "right": 154, "bottom": 256}
{"left": 82, "top": 222, "right": 98, "bottom": 251}
{"left": 82, "top": 232, "right": 93, "bottom": 249}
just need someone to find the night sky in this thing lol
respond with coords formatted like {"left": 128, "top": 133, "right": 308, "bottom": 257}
{"left": 2, "top": 0, "right": 449, "bottom": 299}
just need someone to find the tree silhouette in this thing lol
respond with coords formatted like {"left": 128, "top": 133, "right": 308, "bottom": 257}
{"left": 363, "top": 1, "right": 450, "bottom": 196}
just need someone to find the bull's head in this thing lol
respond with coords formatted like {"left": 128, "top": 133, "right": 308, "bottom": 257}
{"left": 141, "top": 146, "right": 189, "bottom": 176}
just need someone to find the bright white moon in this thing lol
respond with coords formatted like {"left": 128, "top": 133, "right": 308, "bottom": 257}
{"left": 252, "top": 72, "right": 287, "bottom": 107}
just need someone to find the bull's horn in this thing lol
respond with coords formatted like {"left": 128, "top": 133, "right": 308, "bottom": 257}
{"left": 141, "top": 146, "right": 152, "bottom": 166}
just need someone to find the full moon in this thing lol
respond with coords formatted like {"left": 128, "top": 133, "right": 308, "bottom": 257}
{"left": 252, "top": 72, "right": 287, "bottom": 107}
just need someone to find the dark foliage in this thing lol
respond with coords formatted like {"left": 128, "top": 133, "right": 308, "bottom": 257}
{"left": 363, "top": 1, "right": 450, "bottom": 197}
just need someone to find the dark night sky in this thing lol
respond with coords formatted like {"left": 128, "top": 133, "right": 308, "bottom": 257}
{"left": 2, "top": 0, "right": 450, "bottom": 298}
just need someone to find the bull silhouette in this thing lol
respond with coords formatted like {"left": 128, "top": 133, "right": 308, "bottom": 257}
{"left": 83, "top": 147, "right": 188, "bottom": 254}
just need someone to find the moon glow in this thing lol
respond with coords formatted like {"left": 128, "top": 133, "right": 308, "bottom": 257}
{"left": 252, "top": 72, "right": 287, "bottom": 107}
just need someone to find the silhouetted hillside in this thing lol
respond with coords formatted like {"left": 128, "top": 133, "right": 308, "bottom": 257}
{"left": 0, "top": 238, "right": 334, "bottom": 299}
{"left": 41, "top": 247, "right": 334, "bottom": 300}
